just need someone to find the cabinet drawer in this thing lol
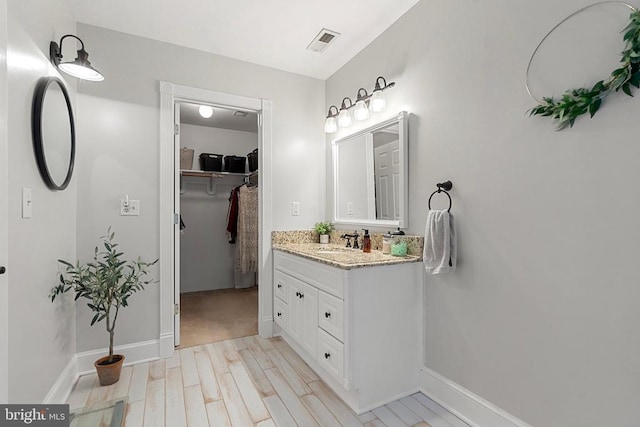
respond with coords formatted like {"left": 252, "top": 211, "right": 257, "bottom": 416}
{"left": 318, "top": 291, "right": 344, "bottom": 342}
{"left": 317, "top": 328, "right": 344, "bottom": 381}
{"left": 274, "top": 251, "right": 344, "bottom": 298}
{"left": 274, "top": 270, "right": 288, "bottom": 302}
{"left": 274, "top": 297, "right": 288, "bottom": 331}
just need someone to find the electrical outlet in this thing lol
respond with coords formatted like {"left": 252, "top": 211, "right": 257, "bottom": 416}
{"left": 22, "top": 188, "right": 32, "bottom": 218}
{"left": 121, "top": 199, "right": 140, "bottom": 216}
{"left": 292, "top": 201, "right": 300, "bottom": 216}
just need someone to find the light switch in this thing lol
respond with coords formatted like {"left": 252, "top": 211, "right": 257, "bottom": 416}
{"left": 22, "top": 188, "right": 32, "bottom": 218}
{"left": 292, "top": 201, "right": 300, "bottom": 216}
{"left": 121, "top": 199, "right": 140, "bottom": 216}
{"left": 347, "top": 202, "right": 354, "bottom": 215}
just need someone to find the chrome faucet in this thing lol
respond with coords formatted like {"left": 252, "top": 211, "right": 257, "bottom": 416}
{"left": 340, "top": 231, "right": 360, "bottom": 249}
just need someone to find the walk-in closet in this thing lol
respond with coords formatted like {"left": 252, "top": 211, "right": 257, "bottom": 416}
{"left": 177, "top": 102, "right": 259, "bottom": 348}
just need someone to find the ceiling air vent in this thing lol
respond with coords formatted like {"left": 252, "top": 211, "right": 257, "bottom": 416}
{"left": 306, "top": 28, "right": 340, "bottom": 53}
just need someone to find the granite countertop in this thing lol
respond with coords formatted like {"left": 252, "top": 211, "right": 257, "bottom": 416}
{"left": 273, "top": 242, "right": 421, "bottom": 270}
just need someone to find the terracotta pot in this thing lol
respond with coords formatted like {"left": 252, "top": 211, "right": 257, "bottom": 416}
{"left": 94, "top": 354, "right": 125, "bottom": 386}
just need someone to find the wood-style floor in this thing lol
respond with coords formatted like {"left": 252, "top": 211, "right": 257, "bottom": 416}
{"left": 67, "top": 335, "right": 469, "bottom": 427}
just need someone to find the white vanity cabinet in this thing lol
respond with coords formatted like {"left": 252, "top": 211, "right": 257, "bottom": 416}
{"left": 273, "top": 249, "right": 421, "bottom": 414}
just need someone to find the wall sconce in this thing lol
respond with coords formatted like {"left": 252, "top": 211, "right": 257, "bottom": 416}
{"left": 324, "top": 76, "right": 395, "bottom": 133}
{"left": 338, "top": 97, "right": 353, "bottom": 128}
{"left": 50, "top": 35, "right": 104, "bottom": 82}
{"left": 324, "top": 105, "right": 339, "bottom": 133}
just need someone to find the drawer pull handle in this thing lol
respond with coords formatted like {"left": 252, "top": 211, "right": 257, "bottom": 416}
{"left": 277, "top": 312, "right": 282, "bottom": 317}
{"left": 324, "top": 352, "right": 331, "bottom": 359}
{"left": 324, "top": 312, "right": 331, "bottom": 318}
{"left": 277, "top": 284, "right": 282, "bottom": 288}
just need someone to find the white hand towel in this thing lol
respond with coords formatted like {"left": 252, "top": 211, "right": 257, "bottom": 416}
{"left": 423, "top": 209, "right": 457, "bottom": 274}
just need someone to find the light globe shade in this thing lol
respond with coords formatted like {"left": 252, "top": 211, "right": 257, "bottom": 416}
{"left": 199, "top": 105, "right": 214, "bottom": 118}
{"left": 324, "top": 116, "right": 337, "bottom": 133}
{"left": 338, "top": 109, "right": 352, "bottom": 128}
{"left": 370, "top": 90, "right": 386, "bottom": 112}
{"left": 59, "top": 62, "right": 104, "bottom": 81}
{"left": 354, "top": 100, "right": 370, "bottom": 121}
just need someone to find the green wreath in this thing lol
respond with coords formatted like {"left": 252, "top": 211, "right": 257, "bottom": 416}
{"left": 529, "top": 8, "right": 640, "bottom": 130}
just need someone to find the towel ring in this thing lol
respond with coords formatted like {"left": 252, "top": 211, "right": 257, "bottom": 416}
{"left": 428, "top": 180, "right": 453, "bottom": 212}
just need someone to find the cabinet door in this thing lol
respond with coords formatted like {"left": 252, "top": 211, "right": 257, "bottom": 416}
{"left": 288, "top": 277, "right": 318, "bottom": 356}
{"left": 300, "top": 281, "right": 318, "bottom": 356}
{"left": 288, "top": 279, "right": 304, "bottom": 343}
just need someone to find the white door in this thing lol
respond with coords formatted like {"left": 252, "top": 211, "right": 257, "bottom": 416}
{"left": 173, "top": 103, "right": 181, "bottom": 346}
{"left": 374, "top": 140, "right": 400, "bottom": 220}
{"left": 0, "top": 1, "right": 8, "bottom": 401}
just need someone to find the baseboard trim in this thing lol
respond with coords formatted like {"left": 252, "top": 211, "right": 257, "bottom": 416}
{"left": 43, "top": 355, "right": 78, "bottom": 404}
{"left": 159, "top": 332, "right": 174, "bottom": 359}
{"left": 420, "top": 367, "right": 531, "bottom": 427}
{"left": 76, "top": 339, "right": 160, "bottom": 375}
{"left": 259, "top": 317, "right": 273, "bottom": 338}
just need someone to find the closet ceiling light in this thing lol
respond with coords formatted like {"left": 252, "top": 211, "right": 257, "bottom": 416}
{"left": 50, "top": 34, "right": 104, "bottom": 82}
{"left": 324, "top": 76, "right": 395, "bottom": 133}
{"left": 199, "top": 105, "right": 214, "bottom": 118}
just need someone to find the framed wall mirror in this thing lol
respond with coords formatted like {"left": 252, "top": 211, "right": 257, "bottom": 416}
{"left": 31, "top": 76, "right": 75, "bottom": 191}
{"left": 332, "top": 111, "right": 408, "bottom": 228}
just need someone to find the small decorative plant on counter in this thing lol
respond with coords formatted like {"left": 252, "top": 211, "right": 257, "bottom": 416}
{"left": 314, "top": 221, "right": 334, "bottom": 244}
{"left": 50, "top": 227, "right": 158, "bottom": 386}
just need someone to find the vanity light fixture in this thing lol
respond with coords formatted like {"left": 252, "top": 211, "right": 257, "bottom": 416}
{"left": 370, "top": 76, "right": 395, "bottom": 112}
{"left": 199, "top": 105, "right": 214, "bottom": 118}
{"left": 324, "top": 76, "right": 395, "bottom": 133}
{"left": 324, "top": 105, "right": 339, "bottom": 134}
{"left": 50, "top": 35, "right": 104, "bottom": 82}
{"left": 354, "top": 88, "right": 370, "bottom": 121}
{"left": 338, "top": 97, "right": 353, "bottom": 128}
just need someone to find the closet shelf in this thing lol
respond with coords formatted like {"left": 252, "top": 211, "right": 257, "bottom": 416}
{"left": 180, "top": 169, "right": 250, "bottom": 178}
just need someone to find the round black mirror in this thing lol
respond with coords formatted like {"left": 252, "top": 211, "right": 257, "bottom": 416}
{"left": 31, "top": 76, "right": 75, "bottom": 191}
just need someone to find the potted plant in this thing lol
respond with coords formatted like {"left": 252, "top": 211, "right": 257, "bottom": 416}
{"left": 314, "top": 221, "right": 334, "bottom": 244}
{"left": 50, "top": 228, "right": 157, "bottom": 386}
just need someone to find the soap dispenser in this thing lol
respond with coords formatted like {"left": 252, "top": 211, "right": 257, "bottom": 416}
{"left": 362, "top": 229, "right": 371, "bottom": 253}
{"left": 382, "top": 232, "right": 393, "bottom": 254}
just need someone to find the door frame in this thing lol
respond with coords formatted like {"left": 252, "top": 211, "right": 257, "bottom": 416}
{"left": 0, "top": 0, "right": 8, "bottom": 403}
{"left": 159, "top": 81, "right": 273, "bottom": 357}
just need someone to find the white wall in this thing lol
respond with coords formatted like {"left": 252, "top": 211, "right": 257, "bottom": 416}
{"left": 6, "top": 0, "right": 77, "bottom": 403}
{"left": 327, "top": 0, "right": 640, "bottom": 425}
{"left": 75, "top": 24, "right": 325, "bottom": 352}
{"left": 180, "top": 123, "right": 258, "bottom": 293}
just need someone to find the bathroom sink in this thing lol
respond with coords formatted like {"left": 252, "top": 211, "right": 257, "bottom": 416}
{"left": 315, "top": 246, "right": 357, "bottom": 254}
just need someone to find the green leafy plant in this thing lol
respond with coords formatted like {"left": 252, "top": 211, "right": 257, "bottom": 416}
{"left": 529, "top": 9, "right": 640, "bottom": 130}
{"left": 50, "top": 228, "right": 158, "bottom": 364}
{"left": 313, "top": 221, "right": 334, "bottom": 235}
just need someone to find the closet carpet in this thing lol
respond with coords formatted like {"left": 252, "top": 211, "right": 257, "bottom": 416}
{"left": 180, "top": 287, "right": 258, "bottom": 348}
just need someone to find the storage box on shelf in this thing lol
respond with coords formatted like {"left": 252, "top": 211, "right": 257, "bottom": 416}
{"left": 272, "top": 249, "right": 421, "bottom": 414}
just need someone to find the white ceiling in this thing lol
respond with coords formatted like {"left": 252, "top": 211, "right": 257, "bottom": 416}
{"left": 71, "top": 0, "right": 421, "bottom": 80}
